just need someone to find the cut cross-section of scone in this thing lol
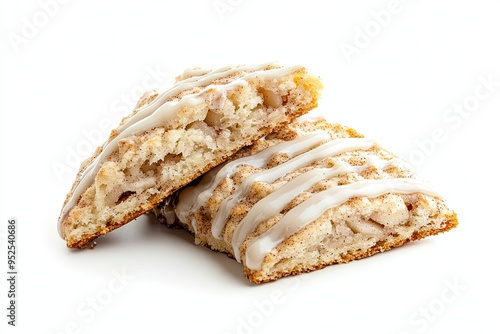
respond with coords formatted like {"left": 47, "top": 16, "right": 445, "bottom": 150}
{"left": 58, "top": 63, "right": 322, "bottom": 248}
{"left": 156, "top": 118, "right": 458, "bottom": 283}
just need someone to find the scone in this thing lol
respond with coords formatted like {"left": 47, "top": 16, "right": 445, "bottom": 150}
{"left": 58, "top": 63, "right": 322, "bottom": 248}
{"left": 155, "top": 118, "right": 458, "bottom": 283}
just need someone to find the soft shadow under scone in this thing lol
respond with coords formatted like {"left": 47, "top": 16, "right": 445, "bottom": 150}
{"left": 58, "top": 63, "right": 322, "bottom": 248}
{"left": 155, "top": 119, "right": 458, "bottom": 283}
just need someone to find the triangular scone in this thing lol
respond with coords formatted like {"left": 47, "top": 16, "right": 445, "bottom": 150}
{"left": 58, "top": 63, "right": 322, "bottom": 248}
{"left": 156, "top": 118, "right": 458, "bottom": 283}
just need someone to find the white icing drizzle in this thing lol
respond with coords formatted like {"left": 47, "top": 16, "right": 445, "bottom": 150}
{"left": 244, "top": 177, "right": 439, "bottom": 270}
{"left": 174, "top": 131, "right": 330, "bottom": 233}
{"left": 174, "top": 125, "right": 439, "bottom": 271}
{"left": 178, "top": 67, "right": 212, "bottom": 81}
{"left": 231, "top": 166, "right": 346, "bottom": 261}
{"left": 210, "top": 137, "right": 376, "bottom": 239}
{"left": 175, "top": 165, "right": 223, "bottom": 234}
{"left": 58, "top": 62, "right": 304, "bottom": 236}
{"left": 231, "top": 158, "right": 404, "bottom": 262}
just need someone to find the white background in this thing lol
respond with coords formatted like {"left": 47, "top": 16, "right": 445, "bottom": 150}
{"left": 1, "top": 0, "right": 499, "bottom": 333}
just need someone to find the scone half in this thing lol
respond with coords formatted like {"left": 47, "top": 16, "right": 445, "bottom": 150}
{"left": 58, "top": 63, "right": 322, "bottom": 248}
{"left": 157, "top": 119, "right": 458, "bottom": 283}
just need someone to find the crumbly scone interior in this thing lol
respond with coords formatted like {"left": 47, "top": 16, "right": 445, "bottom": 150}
{"left": 162, "top": 120, "right": 457, "bottom": 283}
{"left": 60, "top": 64, "right": 322, "bottom": 248}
